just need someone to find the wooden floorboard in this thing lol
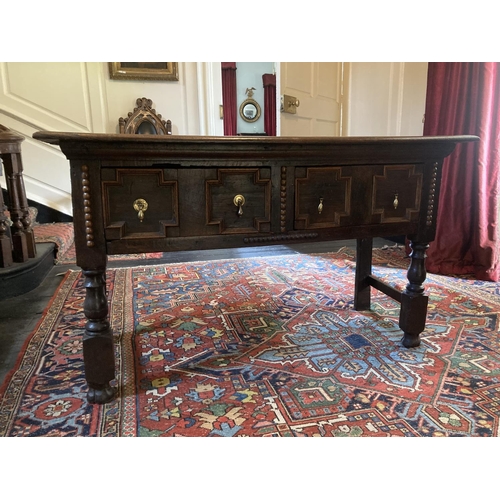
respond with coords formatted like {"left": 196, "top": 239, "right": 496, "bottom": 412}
{"left": 0, "top": 238, "right": 396, "bottom": 386}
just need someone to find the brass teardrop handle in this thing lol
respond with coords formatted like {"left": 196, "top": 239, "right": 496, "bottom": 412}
{"left": 233, "top": 194, "right": 245, "bottom": 217}
{"left": 133, "top": 198, "right": 148, "bottom": 222}
{"left": 393, "top": 193, "right": 399, "bottom": 209}
{"left": 318, "top": 197, "right": 324, "bottom": 214}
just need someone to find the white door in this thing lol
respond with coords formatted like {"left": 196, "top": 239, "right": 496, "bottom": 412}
{"left": 278, "top": 62, "right": 344, "bottom": 136}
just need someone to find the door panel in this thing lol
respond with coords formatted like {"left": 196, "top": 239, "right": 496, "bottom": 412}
{"left": 280, "top": 62, "right": 343, "bottom": 137}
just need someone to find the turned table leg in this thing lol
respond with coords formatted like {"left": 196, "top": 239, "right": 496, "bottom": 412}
{"left": 82, "top": 269, "right": 116, "bottom": 404}
{"left": 399, "top": 240, "right": 429, "bottom": 348}
{"left": 2, "top": 150, "right": 36, "bottom": 261}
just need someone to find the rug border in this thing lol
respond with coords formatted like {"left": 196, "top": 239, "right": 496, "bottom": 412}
{"left": 0, "top": 269, "right": 81, "bottom": 395}
{"left": 0, "top": 270, "right": 81, "bottom": 434}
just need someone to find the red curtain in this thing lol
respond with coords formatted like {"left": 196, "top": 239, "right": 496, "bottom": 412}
{"left": 221, "top": 62, "right": 237, "bottom": 136}
{"left": 423, "top": 62, "right": 500, "bottom": 281}
{"left": 262, "top": 73, "right": 276, "bottom": 136}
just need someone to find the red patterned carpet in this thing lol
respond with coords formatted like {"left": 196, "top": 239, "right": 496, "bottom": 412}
{"left": 58, "top": 241, "right": 164, "bottom": 264}
{"left": 33, "top": 222, "right": 75, "bottom": 263}
{"left": 34, "top": 222, "right": 164, "bottom": 264}
{"left": 1, "top": 246, "right": 500, "bottom": 437}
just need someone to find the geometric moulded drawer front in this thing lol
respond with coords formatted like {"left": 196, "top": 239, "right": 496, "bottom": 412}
{"left": 372, "top": 165, "right": 422, "bottom": 223}
{"left": 295, "top": 167, "right": 351, "bottom": 230}
{"left": 206, "top": 168, "right": 271, "bottom": 234}
{"left": 101, "top": 168, "right": 178, "bottom": 240}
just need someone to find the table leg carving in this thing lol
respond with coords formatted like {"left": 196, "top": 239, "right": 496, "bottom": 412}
{"left": 399, "top": 240, "right": 429, "bottom": 348}
{"left": 82, "top": 269, "right": 116, "bottom": 404}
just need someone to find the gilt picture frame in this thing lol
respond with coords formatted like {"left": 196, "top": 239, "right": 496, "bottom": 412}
{"left": 108, "top": 62, "right": 179, "bottom": 81}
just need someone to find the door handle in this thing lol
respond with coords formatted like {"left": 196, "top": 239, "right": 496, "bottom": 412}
{"left": 281, "top": 94, "right": 300, "bottom": 114}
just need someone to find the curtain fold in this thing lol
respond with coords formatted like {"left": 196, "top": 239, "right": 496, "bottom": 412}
{"left": 262, "top": 73, "right": 276, "bottom": 136}
{"left": 423, "top": 62, "right": 500, "bottom": 281}
{"left": 221, "top": 62, "right": 237, "bottom": 136}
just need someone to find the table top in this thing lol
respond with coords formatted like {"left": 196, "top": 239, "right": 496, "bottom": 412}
{"left": 33, "top": 131, "right": 479, "bottom": 146}
{"left": 32, "top": 132, "right": 479, "bottom": 164}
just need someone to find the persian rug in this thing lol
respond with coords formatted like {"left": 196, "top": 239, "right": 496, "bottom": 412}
{"left": 34, "top": 222, "right": 163, "bottom": 265}
{"left": 1, "top": 246, "right": 500, "bottom": 437}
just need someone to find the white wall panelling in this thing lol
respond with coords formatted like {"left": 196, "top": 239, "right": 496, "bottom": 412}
{"left": 343, "top": 62, "right": 427, "bottom": 137}
{"left": 0, "top": 62, "right": 108, "bottom": 133}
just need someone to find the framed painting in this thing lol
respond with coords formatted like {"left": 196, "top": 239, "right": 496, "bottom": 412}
{"left": 108, "top": 62, "right": 179, "bottom": 81}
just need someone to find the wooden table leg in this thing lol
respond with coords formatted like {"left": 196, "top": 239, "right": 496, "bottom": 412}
{"left": 399, "top": 240, "right": 429, "bottom": 347}
{"left": 354, "top": 237, "right": 373, "bottom": 311}
{"left": 2, "top": 151, "right": 36, "bottom": 261}
{"left": 82, "top": 268, "right": 116, "bottom": 404}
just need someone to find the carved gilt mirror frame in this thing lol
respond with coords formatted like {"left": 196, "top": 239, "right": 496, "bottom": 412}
{"left": 118, "top": 97, "right": 172, "bottom": 135}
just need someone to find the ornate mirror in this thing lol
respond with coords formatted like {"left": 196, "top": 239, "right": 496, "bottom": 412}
{"left": 118, "top": 97, "right": 172, "bottom": 135}
{"left": 239, "top": 87, "right": 261, "bottom": 123}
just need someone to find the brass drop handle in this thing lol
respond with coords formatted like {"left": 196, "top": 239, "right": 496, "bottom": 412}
{"left": 393, "top": 193, "right": 399, "bottom": 210}
{"left": 133, "top": 198, "right": 148, "bottom": 222}
{"left": 233, "top": 194, "right": 245, "bottom": 217}
{"left": 318, "top": 197, "right": 324, "bottom": 214}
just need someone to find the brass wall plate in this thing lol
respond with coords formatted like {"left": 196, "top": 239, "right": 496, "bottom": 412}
{"left": 281, "top": 94, "right": 300, "bottom": 114}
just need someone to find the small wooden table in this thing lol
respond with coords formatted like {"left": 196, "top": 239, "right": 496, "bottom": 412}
{"left": 33, "top": 132, "right": 479, "bottom": 403}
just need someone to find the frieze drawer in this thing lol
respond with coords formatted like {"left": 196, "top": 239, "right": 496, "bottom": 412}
{"left": 102, "top": 167, "right": 272, "bottom": 242}
{"left": 206, "top": 168, "right": 271, "bottom": 235}
{"left": 101, "top": 168, "right": 178, "bottom": 240}
{"left": 294, "top": 164, "right": 422, "bottom": 230}
{"left": 371, "top": 165, "right": 422, "bottom": 224}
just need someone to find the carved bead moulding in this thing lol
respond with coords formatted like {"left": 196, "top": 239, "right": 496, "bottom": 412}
{"left": 81, "top": 165, "right": 94, "bottom": 247}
